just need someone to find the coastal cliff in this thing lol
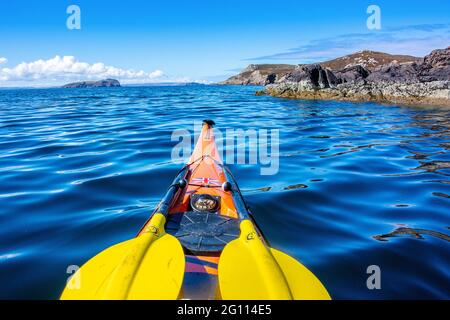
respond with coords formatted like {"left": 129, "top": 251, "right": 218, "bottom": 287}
{"left": 219, "top": 64, "right": 296, "bottom": 85}
{"left": 260, "top": 47, "right": 450, "bottom": 107}
{"left": 221, "top": 51, "right": 419, "bottom": 86}
{"left": 62, "top": 79, "right": 121, "bottom": 88}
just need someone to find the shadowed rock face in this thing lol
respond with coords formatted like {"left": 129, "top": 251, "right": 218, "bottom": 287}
{"left": 283, "top": 64, "right": 340, "bottom": 89}
{"left": 366, "top": 62, "right": 420, "bottom": 83}
{"left": 278, "top": 64, "right": 370, "bottom": 89}
{"left": 418, "top": 47, "right": 450, "bottom": 82}
{"left": 62, "top": 79, "right": 121, "bottom": 88}
{"left": 334, "top": 65, "right": 370, "bottom": 83}
{"left": 264, "top": 47, "right": 450, "bottom": 107}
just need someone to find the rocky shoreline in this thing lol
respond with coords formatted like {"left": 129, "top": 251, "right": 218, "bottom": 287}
{"left": 228, "top": 47, "right": 450, "bottom": 107}
{"left": 263, "top": 80, "right": 450, "bottom": 108}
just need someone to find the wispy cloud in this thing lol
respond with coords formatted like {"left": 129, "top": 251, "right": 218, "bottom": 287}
{"left": 0, "top": 56, "right": 190, "bottom": 86}
{"left": 249, "top": 23, "right": 450, "bottom": 63}
{"left": 0, "top": 57, "right": 7, "bottom": 65}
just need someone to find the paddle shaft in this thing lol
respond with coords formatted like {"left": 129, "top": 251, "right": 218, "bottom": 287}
{"left": 222, "top": 165, "right": 249, "bottom": 219}
{"left": 137, "top": 167, "right": 188, "bottom": 236}
{"left": 155, "top": 167, "right": 188, "bottom": 215}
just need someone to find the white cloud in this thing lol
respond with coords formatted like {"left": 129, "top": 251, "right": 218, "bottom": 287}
{"left": 0, "top": 55, "right": 178, "bottom": 85}
{"left": 149, "top": 70, "right": 164, "bottom": 78}
{"left": 0, "top": 57, "right": 7, "bottom": 65}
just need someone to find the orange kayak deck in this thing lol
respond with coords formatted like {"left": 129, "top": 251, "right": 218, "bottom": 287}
{"left": 169, "top": 121, "right": 238, "bottom": 218}
{"left": 139, "top": 120, "right": 250, "bottom": 299}
{"left": 164, "top": 121, "right": 242, "bottom": 254}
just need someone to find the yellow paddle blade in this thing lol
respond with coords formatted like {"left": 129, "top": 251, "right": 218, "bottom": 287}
{"left": 270, "top": 248, "right": 331, "bottom": 300}
{"left": 218, "top": 220, "right": 293, "bottom": 300}
{"left": 61, "top": 213, "right": 185, "bottom": 300}
{"left": 218, "top": 220, "right": 331, "bottom": 300}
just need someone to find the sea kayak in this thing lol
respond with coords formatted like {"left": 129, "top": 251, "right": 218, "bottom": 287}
{"left": 61, "top": 120, "right": 330, "bottom": 300}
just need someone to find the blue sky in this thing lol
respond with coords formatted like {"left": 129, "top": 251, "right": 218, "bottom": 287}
{"left": 0, "top": 0, "right": 449, "bottom": 86}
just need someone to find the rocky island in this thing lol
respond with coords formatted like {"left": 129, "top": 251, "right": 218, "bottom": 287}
{"left": 62, "top": 78, "right": 121, "bottom": 88}
{"left": 223, "top": 47, "right": 450, "bottom": 107}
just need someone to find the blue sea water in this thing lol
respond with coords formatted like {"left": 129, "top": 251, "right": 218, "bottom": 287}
{"left": 0, "top": 85, "right": 449, "bottom": 299}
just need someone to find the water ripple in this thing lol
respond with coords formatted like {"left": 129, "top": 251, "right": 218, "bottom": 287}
{"left": 0, "top": 86, "right": 449, "bottom": 299}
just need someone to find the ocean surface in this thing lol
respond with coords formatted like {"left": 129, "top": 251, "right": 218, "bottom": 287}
{"left": 0, "top": 85, "right": 449, "bottom": 299}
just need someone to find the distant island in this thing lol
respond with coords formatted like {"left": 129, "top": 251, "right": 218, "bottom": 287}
{"left": 62, "top": 79, "right": 121, "bottom": 88}
{"left": 221, "top": 47, "right": 450, "bottom": 107}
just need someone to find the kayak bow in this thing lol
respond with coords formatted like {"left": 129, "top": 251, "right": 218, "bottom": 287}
{"left": 61, "top": 120, "right": 330, "bottom": 300}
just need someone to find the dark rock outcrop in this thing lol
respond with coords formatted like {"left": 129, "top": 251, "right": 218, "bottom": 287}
{"left": 335, "top": 65, "right": 370, "bottom": 83}
{"left": 283, "top": 64, "right": 340, "bottom": 89}
{"left": 418, "top": 47, "right": 450, "bottom": 82}
{"left": 62, "top": 78, "right": 121, "bottom": 88}
{"left": 366, "top": 62, "right": 420, "bottom": 83}
{"left": 264, "top": 47, "right": 450, "bottom": 107}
